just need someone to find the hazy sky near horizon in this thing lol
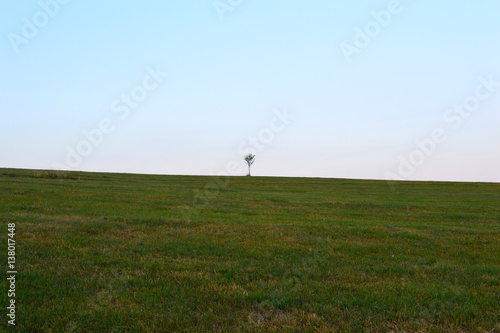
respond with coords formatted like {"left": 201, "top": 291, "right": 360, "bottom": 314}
{"left": 1, "top": 0, "right": 499, "bottom": 182}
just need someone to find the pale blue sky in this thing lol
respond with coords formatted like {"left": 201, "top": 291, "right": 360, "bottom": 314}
{"left": 1, "top": 0, "right": 499, "bottom": 182}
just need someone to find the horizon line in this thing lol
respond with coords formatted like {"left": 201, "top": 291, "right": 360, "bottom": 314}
{"left": 1, "top": 167, "right": 499, "bottom": 185}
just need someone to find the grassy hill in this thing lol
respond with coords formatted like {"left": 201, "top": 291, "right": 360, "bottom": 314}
{"left": 1, "top": 168, "right": 499, "bottom": 332}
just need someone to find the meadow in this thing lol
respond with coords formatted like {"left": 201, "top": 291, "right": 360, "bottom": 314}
{"left": 0, "top": 168, "right": 499, "bottom": 332}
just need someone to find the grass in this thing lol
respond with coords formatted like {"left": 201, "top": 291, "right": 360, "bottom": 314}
{"left": 0, "top": 168, "right": 499, "bottom": 332}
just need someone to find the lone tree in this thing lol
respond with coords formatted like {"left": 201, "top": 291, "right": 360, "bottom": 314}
{"left": 244, "top": 154, "right": 256, "bottom": 176}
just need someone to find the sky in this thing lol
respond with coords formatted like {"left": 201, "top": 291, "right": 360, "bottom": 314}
{"left": 1, "top": 0, "right": 499, "bottom": 182}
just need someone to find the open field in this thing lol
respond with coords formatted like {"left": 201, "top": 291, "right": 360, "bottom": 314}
{"left": 0, "top": 168, "right": 499, "bottom": 332}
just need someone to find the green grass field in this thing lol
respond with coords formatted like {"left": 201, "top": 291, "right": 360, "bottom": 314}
{"left": 1, "top": 168, "right": 499, "bottom": 332}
